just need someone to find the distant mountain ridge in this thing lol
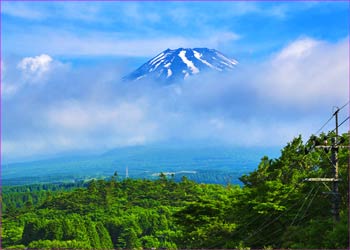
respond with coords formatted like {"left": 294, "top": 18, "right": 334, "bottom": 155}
{"left": 123, "top": 48, "right": 238, "bottom": 82}
{"left": 3, "top": 145, "right": 279, "bottom": 186}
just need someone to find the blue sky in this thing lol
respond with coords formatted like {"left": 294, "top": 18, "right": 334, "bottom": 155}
{"left": 3, "top": 2, "right": 348, "bottom": 61}
{"left": 2, "top": 1, "right": 349, "bottom": 162}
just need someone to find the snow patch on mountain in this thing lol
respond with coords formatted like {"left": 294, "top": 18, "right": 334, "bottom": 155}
{"left": 178, "top": 50, "right": 200, "bottom": 74}
{"left": 123, "top": 48, "right": 238, "bottom": 82}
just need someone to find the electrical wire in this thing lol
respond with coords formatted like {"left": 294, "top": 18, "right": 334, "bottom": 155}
{"left": 338, "top": 101, "right": 350, "bottom": 111}
{"left": 240, "top": 103, "right": 348, "bottom": 247}
{"left": 245, "top": 172, "right": 326, "bottom": 245}
{"left": 246, "top": 201, "right": 306, "bottom": 246}
{"left": 314, "top": 101, "right": 349, "bottom": 135}
{"left": 290, "top": 186, "right": 315, "bottom": 226}
{"left": 227, "top": 181, "right": 304, "bottom": 242}
{"left": 245, "top": 181, "right": 304, "bottom": 230}
{"left": 315, "top": 115, "right": 335, "bottom": 135}
{"left": 258, "top": 212, "right": 316, "bottom": 247}
{"left": 249, "top": 184, "right": 322, "bottom": 247}
{"left": 328, "top": 116, "right": 350, "bottom": 135}
{"left": 339, "top": 116, "right": 350, "bottom": 128}
{"left": 293, "top": 185, "right": 321, "bottom": 226}
{"left": 243, "top": 187, "right": 311, "bottom": 243}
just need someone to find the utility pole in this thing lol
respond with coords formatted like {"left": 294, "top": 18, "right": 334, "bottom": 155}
{"left": 305, "top": 108, "right": 341, "bottom": 222}
{"left": 331, "top": 108, "right": 340, "bottom": 221}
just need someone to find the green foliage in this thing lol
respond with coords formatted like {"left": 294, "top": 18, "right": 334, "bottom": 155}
{"left": 5, "top": 244, "right": 26, "bottom": 249}
{"left": 1, "top": 219, "right": 24, "bottom": 247}
{"left": 2, "top": 133, "right": 349, "bottom": 249}
{"left": 95, "top": 222, "right": 114, "bottom": 249}
{"left": 140, "top": 235, "right": 160, "bottom": 248}
{"left": 21, "top": 219, "right": 46, "bottom": 245}
{"left": 28, "top": 239, "right": 90, "bottom": 249}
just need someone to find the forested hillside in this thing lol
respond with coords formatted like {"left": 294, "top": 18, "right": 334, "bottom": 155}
{"left": 2, "top": 133, "right": 349, "bottom": 249}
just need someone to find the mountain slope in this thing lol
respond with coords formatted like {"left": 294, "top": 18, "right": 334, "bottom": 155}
{"left": 123, "top": 48, "right": 238, "bottom": 82}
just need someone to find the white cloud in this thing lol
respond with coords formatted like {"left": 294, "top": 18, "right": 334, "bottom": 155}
{"left": 2, "top": 37, "right": 348, "bottom": 161}
{"left": 275, "top": 38, "right": 319, "bottom": 60}
{"left": 17, "top": 54, "right": 53, "bottom": 82}
{"left": 43, "top": 99, "right": 159, "bottom": 151}
{"left": 188, "top": 117, "right": 316, "bottom": 146}
{"left": 2, "top": 54, "right": 68, "bottom": 98}
{"left": 254, "top": 37, "right": 348, "bottom": 108}
{"left": 2, "top": 139, "right": 49, "bottom": 160}
{"left": 47, "top": 101, "right": 148, "bottom": 132}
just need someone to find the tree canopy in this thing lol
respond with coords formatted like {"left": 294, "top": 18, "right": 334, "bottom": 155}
{"left": 2, "top": 132, "right": 349, "bottom": 249}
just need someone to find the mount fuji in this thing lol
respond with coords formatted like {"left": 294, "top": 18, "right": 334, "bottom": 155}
{"left": 123, "top": 48, "right": 238, "bottom": 82}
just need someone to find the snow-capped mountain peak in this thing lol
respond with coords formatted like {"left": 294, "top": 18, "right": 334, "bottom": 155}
{"left": 123, "top": 48, "right": 238, "bottom": 82}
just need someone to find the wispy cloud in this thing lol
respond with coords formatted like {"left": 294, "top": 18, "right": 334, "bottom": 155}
{"left": 2, "top": 2, "right": 48, "bottom": 20}
{"left": 3, "top": 1, "right": 347, "bottom": 61}
{"left": 2, "top": 2, "right": 108, "bottom": 22}
{"left": 0, "top": 2, "right": 284, "bottom": 22}
{"left": 4, "top": 27, "right": 240, "bottom": 57}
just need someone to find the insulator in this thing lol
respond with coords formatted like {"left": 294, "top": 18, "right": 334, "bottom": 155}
{"left": 323, "top": 136, "right": 328, "bottom": 145}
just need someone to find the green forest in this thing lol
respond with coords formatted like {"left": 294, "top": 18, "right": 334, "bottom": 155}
{"left": 2, "top": 133, "right": 349, "bottom": 249}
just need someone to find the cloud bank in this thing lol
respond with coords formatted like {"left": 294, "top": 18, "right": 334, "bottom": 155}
{"left": 2, "top": 37, "right": 348, "bottom": 162}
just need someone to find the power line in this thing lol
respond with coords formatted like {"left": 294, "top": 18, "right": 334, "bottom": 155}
{"left": 243, "top": 185, "right": 313, "bottom": 243}
{"left": 294, "top": 185, "right": 321, "bottom": 226}
{"left": 337, "top": 116, "right": 349, "bottom": 129}
{"left": 340, "top": 116, "right": 350, "bottom": 126}
{"left": 315, "top": 115, "right": 334, "bottom": 135}
{"left": 314, "top": 101, "right": 349, "bottom": 135}
{"left": 338, "top": 101, "right": 349, "bottom": 111}
{"left": 264, "top": 201, "right": 320, "bottom": 247}
{"left": 248, "top": 183, "right": 323, "bottom": 247}
{"left": 330, "top": 116, "right": 350, "bottom": 134}
{"left": 226, "top": 182, "right": 304, "bottom": 243}
{"left": 242, "top": 103, "right": 348, "bottom": 247}
{"left": 255, "top": 187, "right": 318, "bottom": 246}
{"left": 290, "top": 186, "right": 316, "bottom": 226}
